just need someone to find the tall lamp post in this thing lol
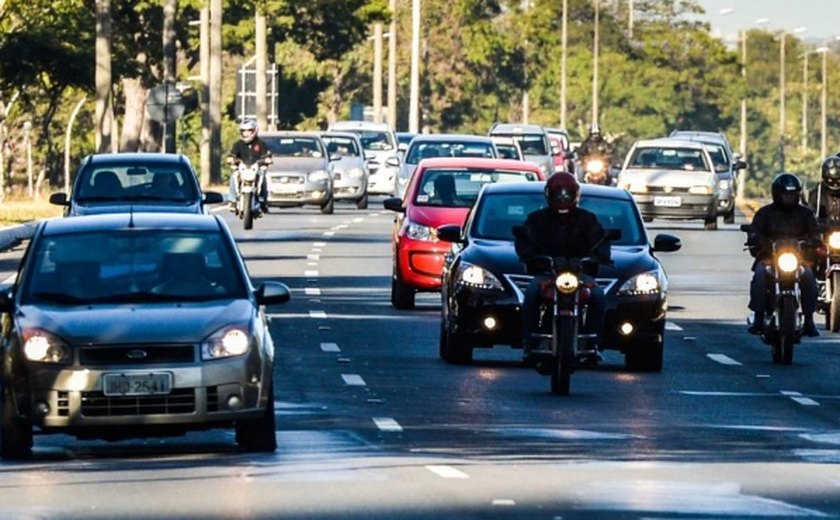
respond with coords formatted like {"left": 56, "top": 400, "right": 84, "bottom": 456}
{"left": 560, "top": 0, "right": 568, "bottom": 129}
{"left": 817, "top": 45, "right": 830, "bottom": 159}
{"left": 778, "top": 26, "right": 807, "bottom": 171}
{"left": 408, "top": 0, "right": 420, "bottom": 134}
{"left": 591, "top": 0, "right": 600, "bottom": 126}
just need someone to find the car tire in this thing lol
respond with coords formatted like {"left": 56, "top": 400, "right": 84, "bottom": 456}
{"left": 356, "top": 192, "right": 369, "bottom": 210}
{"left": 642, "top": 216, "right": 653, "bottom": 223}
{"left": 320, "top": 197, "right": 335, "bottom": 215}
{"left": 391, "top": 268, "right": 416, "bottom": 310}
{"left": 723, "top": 208, "right": 735, "bottom": 224}
{"left": 703, "top": 216, "right": 718, "bottom": 231}
{"left": 441, "top": 322, "right": 472, "bottom": 365}
{"left": 624, "top": 322, "right": 665, "bottom": 372}
{"left": 1, "top": 383, "right": 32, "bottom": 460}
{"left": 235, "top": 382, "right": 277, "bottom": 453}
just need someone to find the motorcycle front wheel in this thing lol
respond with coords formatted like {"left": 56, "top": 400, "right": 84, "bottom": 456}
{"left": 777, "top": 296, "right": 796, "bottom": 365}
{"left": 831, "top": 271, "right": 840, "bottom": 333}
{"left": 551, "top": 315, "right": 576, "bottom": 396}
{"left": 242, "top": 193, "right": 254, "bottom": 230}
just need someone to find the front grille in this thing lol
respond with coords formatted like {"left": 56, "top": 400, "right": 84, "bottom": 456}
{"left": 80, "top": 388, "right": 195, "bottom": 416}
{"left": 504, "top": 274, "right": 618, "bottom": 302}
{"left": 79, "top": 345, "right": 195, "bottom": 366}
{"left": 269, "top": 174, "right": 305, "bottom": 184}
{"left": 207, "top": 386, "right": 219, "bottom": 412}
{"left": 646, "top": 186, "right": 691, "bottom": 194}
{"left": 57, "top": 391, "right": 70, "bottom": 417}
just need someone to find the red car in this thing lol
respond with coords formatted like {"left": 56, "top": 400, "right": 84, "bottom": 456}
{"left": 383, "top": 157, "right": 544, "bottom": 309}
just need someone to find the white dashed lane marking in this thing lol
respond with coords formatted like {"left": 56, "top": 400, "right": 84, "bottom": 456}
{"left": 782, "top": 391, "right": 820, "bottom": 406}
{"left": 307, "top": 254, "right": 320, "bottom": 260}
{"left": 707, "top": 353, "right": 742, "bottom": 366}
{"left": 323, "top": 231, "right": 336, "bottom": 237}
{"left": 353, "top": 217, "right": 364, "bottom": 223}
{"left": 305, "top": 288, "right": 321, "bottom": 296}
{"left": 665, "top": 322, "right": 683, "bottom": 331}
{"left": 426, "top": 465, "right": 469, "bottom": 479}
{"left": 373, "top": 417, "right": 403, "bottom": 432}
{"left": 304, "top": 270, "right": 319, "bottom": 277}
{"left": 309, "top": 310, "right": 328, "bottom": 319}
{"left": 313, "top": 241, "right": 327, "bottom": 247}
{"left": 342, "top": 374, "right": 366, "bottom": 386}
{"left": 320, "top": 342, "right": 340, "bottom": 352}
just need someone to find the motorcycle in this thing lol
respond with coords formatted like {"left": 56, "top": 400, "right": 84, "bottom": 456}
{"left": 742, "top": 224, "right": 804, "bottom": 364}
{"left": 817, "top": 222, "right": 840, "bottom": 331}
{"left": 581, "top": 155, "right": 612, "bottom": 186}
{"left": 233, "top": 160, "right": 268, "bottom": 231}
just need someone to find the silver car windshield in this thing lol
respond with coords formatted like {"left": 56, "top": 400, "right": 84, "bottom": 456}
{"left": 22, "top": 230, "right": 247, "bottom": 304}
{"left": 322, "top": 136, "right": 361, "bottom": 157}
{"left": 628, "top": 147, "right": 710, "bottom": 172}
{"left": 264, "top": 137, "right": 325, "bottom": 158}
{"left": 406, "top": 142, "right": 495, "bottom": 164}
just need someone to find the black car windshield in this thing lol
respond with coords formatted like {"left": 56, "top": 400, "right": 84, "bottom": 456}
{"left": 22, "top": 229, "right": 247, "bottom": 305}
{"left": 76, "top": 163, "right": 198, "bottom": 203}
{"left": 628, "top": 147, "right": 710, "bottom": 171}
{"left": 406, "top": 141, "right": 496, "bottom": 164}
{"left": 264, "top": 137, "right": 325, "bottom": 158}
{"left": 472, "top": 192, "right": 645, "bottom": 246}
{"left": 414, "top": 168, "right": 540, "bottom": 208}
{"left": 322, "top": 136, "right": 361, "bottom": 157}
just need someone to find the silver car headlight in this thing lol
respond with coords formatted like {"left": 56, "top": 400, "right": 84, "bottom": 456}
{"left": 22, "top": 329, "right": 71, "bottom": 364}
{"left": 618, "top": 271, "right": 662, "bottom": 296}
{"left": 456, "top": 262, "right": 504, "bottom": 291}
{"left": 348, "top": 168, "right": 365, "bottom": 179}
{"left": 405, "top": 220, "right": 435, "bottom": 241}
{"left": 202, "top": 326, "right": 251, "bottom": 360}
{"left": 719, "top": 179, "right": 731, "bottom": 190}
{"left": 308, "top": 170, "right": 330, "bottom": 183}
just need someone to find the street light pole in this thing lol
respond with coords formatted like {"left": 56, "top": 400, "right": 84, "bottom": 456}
{"left": 779, "top": 30, "right": 786, "bottom": 171}
{"left": 560, "top": 0, "right": 567, "bottom": 129}
{"left": 592, "top": 0, "right": 600, "bottom": 126}
{"left": 408, "top": 0, "right": 420, "bottom": 133}
{"left": 373, "top": 23, "right": 384, "bottom": 123}
{"left": 819, "top": 46, "right": 828, "bottom": 159}
{"left": 738, "top": 28, "right": 747, "bottom": 200}
{"left": 387, "top": 0, "right": 397, "bottom": 129}
{"left": 628, "top": 0, "right": 633, "bottom": 39}
{"left": 802, "top": 50, "right": 809, "bottom": 151}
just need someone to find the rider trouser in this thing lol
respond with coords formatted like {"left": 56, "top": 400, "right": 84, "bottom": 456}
{"left": 521, "top": 274, "right": 606, "bottom": 351}
{"left": 749, "top": 262, "right": 818, "bottom": 315}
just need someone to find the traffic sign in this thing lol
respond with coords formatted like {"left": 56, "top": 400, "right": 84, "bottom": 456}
{"left": 146, "top": 84, "right": 185, "bottom": 123}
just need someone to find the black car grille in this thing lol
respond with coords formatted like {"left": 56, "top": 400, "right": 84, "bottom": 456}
{"left": 78, "top": 345, "right": 195, "bottom": 366}
{"left": 80, "top": 388, "right": 196, "bottom": 417}
{"left": 503, "top": 274, "right": 617, "bottom": 302}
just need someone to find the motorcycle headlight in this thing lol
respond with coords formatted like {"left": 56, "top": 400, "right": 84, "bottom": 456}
{"left": 688, "top": 185, "right": 713, "bottom": 195}
{"left": 777, "top": 252, "right": 799, "bottom": 273}
{"left": 587, "top": 159, "right": 605, "bottom": 173}
{"left": 22, "top": 329, "right": 71, "bottom": 364}
{"left": 308, "top": 170, "right": 330, "bottom": 183}
{"left": 555, "top": 272, "right": 580, "bottom": 294}
{"left": 618, "top": 271, "right": 661, "bottom": 296}
{"left": 348, "top": 168, "right": 365, "bottom": 179}
{"left": 405, "top": 220, "right": 435, "bottom": 241}
{"left": 202, "top": 326, "right": 251, "bottom": 360}
{"left": 456, "top": 262, "right": 504, "bottom": 291}
{"left": 239, "top": 167, "right": 257, "bottom": 182}
{"left": 828, "top": 231, "right": 840, "bottom": 251}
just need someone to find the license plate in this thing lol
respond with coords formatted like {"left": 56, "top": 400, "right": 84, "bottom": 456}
{"left": 654, "top": 196, "right": 681, "bottom": 207}
{"left": 103, "top": 373, "right": 172, "bottom": 396}
{"left": 272, "top": 184, "right": 301, "bottom": 194}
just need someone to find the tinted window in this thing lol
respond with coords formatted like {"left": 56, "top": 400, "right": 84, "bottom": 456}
{"left": 414, "top": 168, "right": 539, "bottom": 208}
{"left": 496, "top": 144, "right": 520, "bottom": 160}
{"left": 346, "top": 130, "right": 395, "bottom": 151}
{"left": 22, "top": 229, "right": 247, "bottom": 303}
{"left": 263, "top": 137, "right": 325, "bottom": 158}
{"left": 628, "top": 147, "right": 710, "bottom": 171}
{"left": 406, "top": 141, "right": 496, "bottom": 164}
{"left": 76, "top": 163, "right": 199, "bottom": 202}
{"left": 322, "top": 136, "right": 361, "bottom": 157}
{"left": 494, "top": 134, "right": 548, "bottom": 155}
{"left": 472, "top": 193, "right": 644, "bottom": 246}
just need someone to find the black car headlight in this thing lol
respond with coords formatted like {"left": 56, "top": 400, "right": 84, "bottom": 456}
{"left": 617, "top": 271, "right": 661, "bottom": 296}
{"left": 456, "top": 262, "right": 504, "bottom": 291}
{"left": 23, "top": 329, "right": 71, "bottom": 364}
{"left": 202, "top": 326, "right": 251, "bottom": 360}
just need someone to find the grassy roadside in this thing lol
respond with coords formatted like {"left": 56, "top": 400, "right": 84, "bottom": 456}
{"left": 0, "top": 196, "right": 63, "bottom": 227}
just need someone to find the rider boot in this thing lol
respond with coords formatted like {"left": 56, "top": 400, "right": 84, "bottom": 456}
{"left": 747, "top": 312, "right": 764, "bottom": 335}
{"left": 802, "top": 314, "right": 820, "bottom": 337}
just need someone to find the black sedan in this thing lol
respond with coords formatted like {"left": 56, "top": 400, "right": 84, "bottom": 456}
{"left": 437, "top": 182, "right": 681, "bottom": 371}
{"left": 49, "top": 153, "right": 224, "bottom": 216}
{"left": 0, "top": 213, "right": 289, "bottom": 459}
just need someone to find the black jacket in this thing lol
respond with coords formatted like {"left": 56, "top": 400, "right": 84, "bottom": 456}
{"left": 749, "top": 201, "right": 820, "bottom": 262}
{"left": 807, "top": 184, "right": 840, "bottom": 225}
{"left": 578, "top": 135, "right": 611, "bottom": 161}
{"left": 228, "top": 137, "right": 270, "bottom": 166}
{"left": 515, "top": 206, "right": 610, "bottom": 274}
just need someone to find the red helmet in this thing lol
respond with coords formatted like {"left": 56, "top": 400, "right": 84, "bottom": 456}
{"left": 545, "top": 172, "right": 580, "bottom": 213}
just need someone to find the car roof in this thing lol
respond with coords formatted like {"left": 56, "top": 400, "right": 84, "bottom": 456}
{"left": 330, "top": 121, "right": 392, "bottom": 132}
{"left": 410, "top": 133, "right": 494, "bottom": 143}
{"left": 489, "top": 123, "right": 546, "bottom": 135}
{"left": 670, "top": 130, "right": 727, "bottom": 140}
{"left": 262, "top": 131, "right": 324, "bottom": 139}
{"left": 86, "top": 153, "right": 191, "bottom": 166}
{"left": 39, "top": 212, "right": 223, "bottom": 236}
{"left": 416, "top": 157, "right": 542, "bottom": 172}
{"left": 320, "top": 131, "right": 361, "bottom": 141}
{"left": 632, "top": 137, "right": 707, "bottom": 150}
{"left": 480, "top": 180, "right": 632, "bottom": 201}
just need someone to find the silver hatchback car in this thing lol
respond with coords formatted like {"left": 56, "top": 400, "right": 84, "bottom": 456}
{"left": 321, "top": 131, "right": 370, "bottom": 209}
{"left": 261, "top": 131, "right": 337, "bottom": 214}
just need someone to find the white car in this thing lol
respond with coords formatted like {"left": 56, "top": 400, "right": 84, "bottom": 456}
{"left": 330, "top": 121, "right": 400, "bottom": 196}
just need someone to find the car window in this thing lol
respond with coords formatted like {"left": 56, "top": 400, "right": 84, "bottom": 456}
{"left": 496, "top": 144, "right": 520, "bottom": 160}
{"left": 414, "top": 168, "right": 539, "bottom": 208}
{"left": 322, "top": 136, "right": 361, "bottom": 157}
{"left": 494, "top": 134, "right": 548, "bottom": 156}
{"left": 75, "top": 164, "right": 198, "bottom": 202}
{"left": 22, "top": 229, "right": 247, "bottom": 304}
{"left": 700, "top": 143, "right": 730, "bottom": 171}
{"left": 347, "top": 130, "right": 395, "bottom": 152}
{"left": 472, "top": 193, "right": 644, "bottom": 246}
{"left": 264, "top": 137, "right": 324, "bottom": 158}
{"left": 406, "top": 142, "right": 496, "bottom": 164}
{"left": 628, "top": 147, "right": 710, "bottom": 172}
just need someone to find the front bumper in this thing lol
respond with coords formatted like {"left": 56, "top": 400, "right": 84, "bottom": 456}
{"left": 632, "top": 193, "right": 717, "bottom": 220}
{"left": 266, "top": 173, "right": 330, "bottom": 206}
{"left": 332, "top": 173, "right": 367, "bottom": 201}
{"left": 368, "top": 166, "right": 398, "bottom": 195}
{"left": 397, "top": 238, "right": 450, "bottom": 291}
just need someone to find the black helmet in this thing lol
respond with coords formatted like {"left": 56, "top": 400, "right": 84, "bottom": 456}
{"left": 771, "top": 172, "right": 803, "bottom": 207}
{"left": 821, "top": 156, "right": 840, "bottom": 192}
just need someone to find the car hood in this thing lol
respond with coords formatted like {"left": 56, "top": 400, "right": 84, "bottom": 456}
{"left": 16, "top": 299, "right": 254, "bottom": 344}
{"left": 71, "top": 202, "right": 201, "bottom": 216}
{"left": 620, "top": 168, "right": 716, "bottom": 188}
{"left": 407, "top": 205, "right": 470, "bottom": 228}
{"left": 333, "top": 157, "right": 366, "bottom": 171}
{"left": 462, "top": 240, "right": 662, "bottom": 291}
{"left": 267, "top": 158, "right": 328, "bottom": 172}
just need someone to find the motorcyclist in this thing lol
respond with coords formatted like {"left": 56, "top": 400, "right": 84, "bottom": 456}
{"left": 227, "top": 118, "right": 271, "bottom": 212}
{"left": 576, "top": 124, "right": 612, "bottom": 184}
{"left": 515, "top": 172, "right": 610, "bottom": 363}
{"left": 808, "top": 156, "right": 840, "bottom": 223}
{"left": 747, "top": 172, "right": 820, "bottom": 337}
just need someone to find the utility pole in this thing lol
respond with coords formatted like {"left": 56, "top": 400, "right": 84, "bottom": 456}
{"left": 95, "top": 0, "right": 113, "bottom": 153}
{"left": 592, "top": 0, "right": 600, "bottom": 126}
{"left": 387, "top": 0, "right": 397, "bottom": 129}
{"left": 802, "top": 50, "right": 809, "bottom": 151}
{"left": 738, "top": 29, "right": 747, "bottom": 200}
{"left": 162, "top": 0, "right": 177, "bottom": 153}
{"left": 628, "top": 0, "right": 634, "bottom": 39}
{"left": 200, "top": 7, "right": 211, "bottom": 186}
{"left": 373, "top": 23, "right": 384, "bottom": 123}
{"left": 256, "top": 10, "right": 268, "bottom": 131}
{"left": 779, "top": 31, "right": 786, "bottom": 171}
{"left": 522, "top": 0, "right": 531, "bottom": 124}
{"left": 409, "top": 0, "right": 420, "bottom": 133}
{"left": 560, "top": 0, "right": 567, "bottom": 129}
{"left": 210, "top": 0, "right": 223, "bottom": 184}
{"left": 820, "top": 47, "right": 828, "bottom": 159}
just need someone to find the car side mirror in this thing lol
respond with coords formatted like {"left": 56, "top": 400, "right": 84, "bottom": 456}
{"left": 652, "top": 233, "right": 682, "bottom": 253}
{"left": 49, "top": 192, "right": 69, "bottom": 206}
{"left": 0, "top": 288, "right": 14, "bottom": 313}
{"left": 255, "top": 281, "right": 291, "bottom": 306}
{"left": 734, "top": 160, "right": 747, "bottom": 170}
{"left": 203, "top": 191, "right": 224, "bottom": 204}
{"left": 436, "top": 224, "right": 463, "bottom": 243}
{"left": 382, "top": 197, "right": 405, "bottom": 213}
{"left": 386, "top": 157, "right": 400, "bottom": 168}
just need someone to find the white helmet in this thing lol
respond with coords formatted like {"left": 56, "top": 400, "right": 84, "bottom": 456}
{"left": 239, "top": 118, "right": 258, "bottom": 142}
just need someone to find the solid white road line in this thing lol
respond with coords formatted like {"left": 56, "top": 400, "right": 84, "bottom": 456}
{"left": 309, "top": 310, "right": 328, "bottom": 319}
{"left": 320, "top": 342, "right": 340, "bottom": 353}
{"left": 707, "top": 353, "right": 742, "bottom": 366}
{"left": 342, "top": 374, "right": 366, "bottom": 386}
{"left": 426, "top": 465, "right": 469, "bottom": 479}
{"left": 373, "top": 417, "right": 403, "bottom": 432}
{"left": 305, "top": 288, "right": 321, "bottom": 296}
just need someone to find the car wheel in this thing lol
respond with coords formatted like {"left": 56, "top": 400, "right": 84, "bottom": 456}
{"left": 235, "top": 382, "right": 277, "bottom": 453}
{"left": 723, "top": 208, "right": 736, "bottom": 224}
{"left": 442, "top": 322, "right": 472, "bottom": 365}
{"left": 320, "top": 196, "right": 334, "bottom": 215}
{"left": 356, "top": 192, "right": 369, "bottom": 210}
{"left": 391, "top": 268, "right": 415, "bottom": 310}
{"left": 703, "top": 216, "right": 718, "bottom": 231}
{"left": 624, "top": 322, "right": 665, "bottom": 373}
{"left": 642, "top": 216, "right": 653, "bottom": 223}
{"left": 1, "top": 382, "right": 32, "bottom": 460}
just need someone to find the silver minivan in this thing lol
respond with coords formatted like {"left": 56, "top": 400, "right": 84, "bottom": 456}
{"left": 617, "top": 138, "right": 721, "bottom": 230}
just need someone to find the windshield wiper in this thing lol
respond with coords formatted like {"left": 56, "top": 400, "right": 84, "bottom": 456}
{"left": 31, "top": 292, "right": 90, "bottom": 305}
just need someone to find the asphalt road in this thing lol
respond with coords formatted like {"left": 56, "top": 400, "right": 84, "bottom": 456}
{"left": 0, "top": 200, "right": 838, "bottom": 519}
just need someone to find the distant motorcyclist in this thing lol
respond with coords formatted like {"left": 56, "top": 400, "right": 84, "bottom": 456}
{"left": 577, "top": 124, "right": 612, "bottom": 185}
{"left": 808, "top": 156, "right": 840, "bottom": 224}
{"left": 515, "top": 173, "right": 610, "bottom": 363}
{"left": 227, "top": 118, "right": 271, "bottom": 212}
{"left": 747, "top": 173, "right": 820, "bottom": 337}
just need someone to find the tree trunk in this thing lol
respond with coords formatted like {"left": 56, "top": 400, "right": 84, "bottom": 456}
{"left": 120, "top": 78, "right": 147, "bottom": 152}
{"left": 95, "top": 0, "right": 113, "bottom": 152}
